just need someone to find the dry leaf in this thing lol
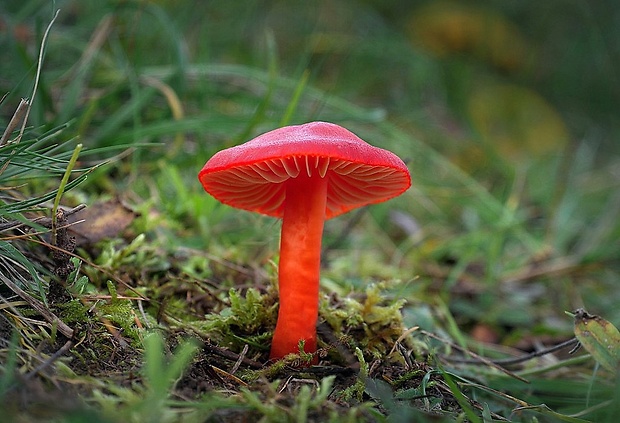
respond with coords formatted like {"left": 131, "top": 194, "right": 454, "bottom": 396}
{"left": 67, "top": 198, "right": 138, "bottom": 245}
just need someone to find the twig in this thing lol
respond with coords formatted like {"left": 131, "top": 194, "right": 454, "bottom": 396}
{"left": 8, "top": 235, "right": 149, "bottom": 301}
{"left": 0, "top": 274, "right": 74, "bottom": 339}
{"left": 396, "top": 342, "right": 414, "bottom": 370}
{"left": 0, "top": 220, "right": 85, "bottom": 244}
{"left": 0, "top": 204, "right": 87, "bottom": 232}
{"left": 23, "top": 339, "right": 74, "bottom": 381}
{"left": 230, "top": 344, "right": 249, "bottom": 375}
{"left": 418, "top": 330, "right": 529, "bottom": 383}
{"left": 209, "top": 364, "right": 248, "bottom": 387}
{"left": 0, "top": 99, "right": 29, "bottom": 146}
{"left": 202, "top": 340, "right": 263, "bottom": 369}
{"left": 441, "top": 337, "right": 580, "bottom": 366}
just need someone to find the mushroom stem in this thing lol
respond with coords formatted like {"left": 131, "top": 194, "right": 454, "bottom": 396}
{"left": 270, "top": 171, "right": 328, "bottom": 361}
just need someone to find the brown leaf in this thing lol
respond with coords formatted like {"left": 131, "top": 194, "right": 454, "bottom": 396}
{"left": 67, "top": 199, "right": 138, "bottom": 245}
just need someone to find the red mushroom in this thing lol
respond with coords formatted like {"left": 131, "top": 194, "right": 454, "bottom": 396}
{"left": 198, "top": 121, "right": 411, "bottom": 362}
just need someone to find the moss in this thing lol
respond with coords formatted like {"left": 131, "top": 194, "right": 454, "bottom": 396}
{"left": 198, "top": 287, "right": 277, "bottom": 351}
{"left": 321, "top": 282, "right": 406, "bottom": 359}
{"left": 56, "top": 299, "right": 89, "bottom": 323}
{"left": 97, "top": 299, "right": 142, "bottom": 342}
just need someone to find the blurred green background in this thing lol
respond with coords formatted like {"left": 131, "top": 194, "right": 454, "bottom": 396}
{"left": 1, "top": 0, "right": 619, "bottom": 420}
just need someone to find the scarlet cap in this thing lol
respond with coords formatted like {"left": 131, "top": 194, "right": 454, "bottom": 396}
{"left": 199, "top": 121, "right": 411, "bottom": 219}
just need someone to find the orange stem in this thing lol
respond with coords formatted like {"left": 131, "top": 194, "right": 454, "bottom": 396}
{"left": 270, "top": 172, "right": 327, "bottom": 361}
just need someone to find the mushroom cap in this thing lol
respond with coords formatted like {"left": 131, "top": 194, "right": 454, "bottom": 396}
{"left": 199, "top": 121, "right": 411, "bottom": 219}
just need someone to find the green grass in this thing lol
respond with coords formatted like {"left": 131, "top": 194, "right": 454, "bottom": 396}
{"left": 1, "top": 1, "right": 619, "bottom": 421}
